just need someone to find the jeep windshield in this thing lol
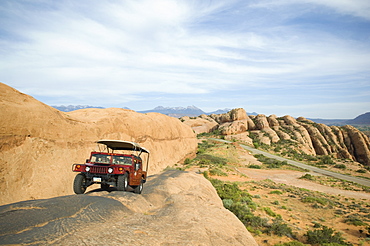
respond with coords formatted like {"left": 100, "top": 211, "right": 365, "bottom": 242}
{"left": 112, "top": 155, "right": 132, "bottom": 165}
{"left": 90, "top": 153, "right": 133, "bottom": 165}
{"left": 90, "top": 153, "right": 111, "bottom": 164}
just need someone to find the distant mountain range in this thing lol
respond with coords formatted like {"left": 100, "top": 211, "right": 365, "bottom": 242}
{"left": 51, "top": 105, "right": 369, "bottom": 125}
{"left": 308, "top": 112, "right": 370, "bottom": 125}
{"left": 52, "top": 105, "right": 105, "bottom": 112}
{"left": 137, "top": 106, "right": 259, "bottom": 117}
{"left": 52, "top": 105, "right": 258, "bottom": 117}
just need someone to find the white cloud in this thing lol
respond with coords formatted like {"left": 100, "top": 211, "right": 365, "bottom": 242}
{"left": 0, "top": 0, "right": 369, "bottom": 117}
{"left": 308, "top": 0, "right": 370, "bottom": 20}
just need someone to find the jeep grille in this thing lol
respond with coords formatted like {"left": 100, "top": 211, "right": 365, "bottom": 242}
{"left": 89, "top": 166, "right": 108, "bottom": 174}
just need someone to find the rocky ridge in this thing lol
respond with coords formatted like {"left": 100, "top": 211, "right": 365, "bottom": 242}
{"left": 0, "top": 83, "right": 198, "bottom": 205}
{"left": 0, "top": 170, "right": 258, "bottom": 245}
{"left": 181, "top": 108, "right": 370, "bottom": 166}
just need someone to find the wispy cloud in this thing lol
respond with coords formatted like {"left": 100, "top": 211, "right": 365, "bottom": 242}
{"left": 0, "top": 0, "right": 369, "bottom": 118}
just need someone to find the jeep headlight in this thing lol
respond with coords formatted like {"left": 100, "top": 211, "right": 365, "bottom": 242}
{"left": 108, "top": 168, "right": 113, "bottom": 173}
{"left": 85, "top": 166, "right": 90, "bottom": 172}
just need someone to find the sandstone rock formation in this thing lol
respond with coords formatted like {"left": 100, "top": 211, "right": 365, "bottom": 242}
{"left": 182, "top": 109, "right": 370, "bottom": 166}
{"left": 0, "top": 170, "right": 258, "bottom": 245}
{"left": 0, "top": 83, "right": 198, "bottom": 205}
{"left": 180, "top": 115, "right": 218, "bottom": 134}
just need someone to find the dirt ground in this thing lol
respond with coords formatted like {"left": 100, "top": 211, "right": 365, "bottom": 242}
{"left": 223, "top": 150, "right": 370, "bottom": 201}
{"left": 189, "top": 142, "right": 370, "bottom": 246}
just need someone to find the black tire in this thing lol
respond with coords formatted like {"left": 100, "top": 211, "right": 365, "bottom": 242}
{"left": 133, "top": 181, "right": 144, "bottom": 194}
{"left": 117, "top": 173, "right": 128, "bottom": 191}
{"left": 101, "top": 183, "right": 110, "bottom": 191}
{"left": 73, "top": 174, "right": 87, "bottom": 194}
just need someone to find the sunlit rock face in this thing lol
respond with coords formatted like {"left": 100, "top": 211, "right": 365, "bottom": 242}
{"left": 182, "top": 108, "right": 370, "bottom": 166}
{"left": 0, "top": 83, "right": 198, "bottom": 205}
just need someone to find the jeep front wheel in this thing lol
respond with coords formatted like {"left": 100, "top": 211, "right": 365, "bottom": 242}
{"left": 73, "top": 174, "right": 87, "bottom": 194}
{"left": 117, "top": 173, "right": 128, "bottom": 191}
{"left": 133, "top": 182, "right": 143, "bottom": 194}
{"left": 101, "top": 183, "right": 110, "bottom": 191}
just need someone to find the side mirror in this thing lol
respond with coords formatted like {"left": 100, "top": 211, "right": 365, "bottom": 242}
{"left": 86, "top": 159, "right": 89, "bottom": 163}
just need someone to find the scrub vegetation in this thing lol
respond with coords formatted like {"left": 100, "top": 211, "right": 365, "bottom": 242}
{"left": 180, "top": 138, "right": 370, "bottom": 246}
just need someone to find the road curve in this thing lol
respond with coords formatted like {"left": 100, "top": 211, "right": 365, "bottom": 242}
{"left": 211, "top": 138, "right": 370, "bottom": 187}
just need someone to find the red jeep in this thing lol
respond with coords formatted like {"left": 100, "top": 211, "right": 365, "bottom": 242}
{"left": 72, "top": 140, "right": 149, "bottom": 194}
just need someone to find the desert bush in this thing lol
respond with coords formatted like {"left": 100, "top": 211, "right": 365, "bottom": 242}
{"left": 222, "top": 199, "right": 234, "bottom": 208}
{"left": 343, "top": 215, "right": 367, "bottom": 226}
{"left": 305, "top": 226, "right": 351, "bottom": 245}
{"left": 334, "top": 164, "right": 346, "bottom": 169}
{"left": 318, "top": 155, "right": 335, "bottom": 165}
{"left": 202, "top": 170, "right": 209, "bottom": 179}
{"left": 265, "top": 218, "right": 294, "bottom": 237}
{"left": 209, "top": 168, "right": 228, "bottom": 177}
{"left": 274, "top": 241, "right": 307, "bottom": 246}
{"left": 301, "top": 196, "right": 329, "bottom": 206}
{"left": 263, "top": 207, "right": 279, "bottom": 217}
{"left": 356, "top": 169, "right": 367, "bottom": 173}
{"left": 272, "top": 200, "right": 280, "bottom": 205}
{"left": 197, "top": 140, "right": 215, "bottom": 154}
{"left": 164, "top": 166, "right": 185, "bottom": 171}
{"left": 196, "top": 153, "right": 227, "bottom": 166}
{"left": 300, "top": 173, "right": 314, "bottom": 180}
{"left": 254, "top": 154, "right": 287, "bottom": 168}
{"left": 197, "top": 129, "right": 222, "bottom": 138}
{"left": 270, "top": 190, "right": 283, "bottom": 195}
{"left": 210, "top": 180, "right": 245, "bottom": 201}
{"left": 243, "top": 213, "right": 270, "bottom": 229}
{"left": 248, "top": 164, "right": 262, "bottom": 169}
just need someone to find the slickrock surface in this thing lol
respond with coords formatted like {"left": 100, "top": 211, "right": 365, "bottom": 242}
{"left": 0, "top": 83, "right": 198, "bottom": 205}
{"left": 0, "top": 170, "right": 258, "bottom": 246}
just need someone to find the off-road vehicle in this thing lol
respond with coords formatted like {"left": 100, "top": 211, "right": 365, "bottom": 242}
{"left": 72, "top": 140, "right": 149, "bottom": 194}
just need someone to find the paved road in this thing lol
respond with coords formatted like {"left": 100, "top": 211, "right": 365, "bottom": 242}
{"left": 211, "top": 138, "right": 370, "bottom": 187}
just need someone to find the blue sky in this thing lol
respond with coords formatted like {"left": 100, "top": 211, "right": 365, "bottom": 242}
{"left": 1, "top": 0, "right": 369, "bottom": 118}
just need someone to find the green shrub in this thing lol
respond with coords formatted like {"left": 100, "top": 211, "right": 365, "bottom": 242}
{"left": 300, "top": 173, "right": 314, "bottom": 180}
{"left": 202, "top": 171, "right": 209, "bottom": 179}
{"left": 254, "top": 154, "right": 287, "bottom": 168}
{"left": 222, "top": 199, "right": 234, "bottom": 208}
{"left": 272, "top": 200, "right": 280, "bottom": 205}
{"left": 210, "top": 180, "right": 243, "bottom": 201}
{"left": 263, "top": 207, "right": 278, "bottom": 217}
{"left": 356, "top": 169, "right": 367, "bottom": 173}
{"left": 305, "top": 226, "right": 351, "bottom": 245}
{"left": 248, "top": 164, "right": 262, "bottom": 169}
{"left": 265, "top": 218, "right": 293, "bottom": 237}
{"left": 301, "top": 196, "right": 329, "bottom": 206}
{"left": 274, "top": 241, "right": 307, "bottom": 246}
{"left": 196, "top": 153, "right": 227, "bottom": 166}
{"left": 197, "top": 140, "right": 215, "bottom": 153}
{"left": 318, "top": 155, "right": 335, "bottom": 165}
{"left": 209, "top": 168, "right": 228, "bottom": 176}
{"left": 270, "top": 190, "right": 283, "bottom": 195}
{"left": 343, "top": 215, "right": 367, "bottom": 226}
{"left": 334, "top": 164, "right": 346, "bottom": 169}
{"left": 243, "top": 213, "right": 269, "bottom": 229}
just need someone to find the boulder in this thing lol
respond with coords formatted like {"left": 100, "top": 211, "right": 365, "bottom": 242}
{"left": 342, "top": 125, "right": 370, "bottom": 166}
{"left": 180, "top": 115, "right": 218, "bottom": 134}
{"left": 254, "top": 114, "right": 270, "bottom": 130}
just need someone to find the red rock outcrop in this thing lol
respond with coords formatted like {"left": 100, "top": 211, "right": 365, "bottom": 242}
{"left": 182, "top": 109, "right": 370, "bottom": 166}
{"left": 180, "top": 115, "right": 218, "bottom": 134}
